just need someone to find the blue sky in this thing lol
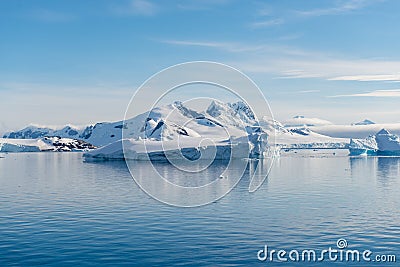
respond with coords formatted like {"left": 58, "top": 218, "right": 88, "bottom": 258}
{"left": 1, "top": 0, "right": 400, "bottom": 132}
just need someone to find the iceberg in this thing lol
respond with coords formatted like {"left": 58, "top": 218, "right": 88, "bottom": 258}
{"left": 0, "top": 142, "right": 41, "bottom": 152}
{"left": 348, "top": 129, "right": 400, "bottom": 156}
{"left": 0, "top": 137, "right": 95, "bottom": 153}
{"left": 375, "top": 129, "right": 400, "bottom": 155}
{"left": 83, "top": 138, "right": 252, "bottom": 161}
{"left": 83, "top": 127, "right": 278, "bottom": 161}
{"left": 349, "top": 136, "right": 378, "bottom": 156}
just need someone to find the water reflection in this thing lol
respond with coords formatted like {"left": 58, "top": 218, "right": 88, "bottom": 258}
{"left": 85, "top": 157, "right": 275, "bottom": 205}
{"left": 376, "top": 157, "right": 400, "bottom": 186}
{"left": 349, "top": 156, "right": 400, "bottom": 187}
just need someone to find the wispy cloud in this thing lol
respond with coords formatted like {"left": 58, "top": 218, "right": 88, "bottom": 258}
{"left": 296, "top": 0, "right": 376, "bottom": 17}
{"left": 161, "top": 39, "right": 400, "bottom": 85}
{"left": 330, "top": 89, "right": 400, "bottom": 97}
{"left": 112, "top": 0, "right": 158, "bottom": 16}
{"left": 177, "top": 0, "right": 230, "bottom": 10}
{"left": 28, "top": 8, "right": 76, "bottom": 22}
{"left": 299, "top": 90, "right": 320, "bottom": 93}
{"left": 251, "top": 18, "right": 284, "bottom": 28}
{"left": 240, "top": 56, "right": 400, "bottom": 82}
{"left": 161, "top": 40, "right": 266, "bottom": 53}
{"left": 329, "top": 74, "right": 400, "bottom": 82}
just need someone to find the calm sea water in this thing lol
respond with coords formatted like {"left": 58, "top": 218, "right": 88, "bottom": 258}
{"left": 0, "top": 151, "right": 399, "bottom": 266}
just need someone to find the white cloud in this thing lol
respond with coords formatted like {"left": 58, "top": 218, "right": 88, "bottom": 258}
{"left": 329, "top": 89, "right": 400, "bottom": 97}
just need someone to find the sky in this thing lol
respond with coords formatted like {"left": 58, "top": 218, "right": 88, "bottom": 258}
{"left": 1, "top": 0, "right": 400, "bottom": 133}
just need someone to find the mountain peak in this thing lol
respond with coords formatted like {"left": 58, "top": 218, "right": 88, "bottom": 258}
{"left": 352, "top": 119, "right": 375, "bottom": 126}
{"left": 376, "top": 128, "right": 390, "bottom": 135}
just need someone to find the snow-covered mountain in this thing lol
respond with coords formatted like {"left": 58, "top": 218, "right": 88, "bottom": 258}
{"left": 4, "top": 101, "right": 350, "bottom": 158}
{"left": 84, "top": 101, "right": 350, "bottom": 160}
{"left": 3, "top": 123, "right": 121, "bottom": 147}
{"left": 3, "top": 125, "right": 82, "bottom": 139}
{"left": 84, "top": 100, "right": 268, "bottom": 160}
{"left": 3, "top": 101, "right": 257, "bottom": 147}
{"left": 351, "top": 119, "right": 375, "bottom": 126}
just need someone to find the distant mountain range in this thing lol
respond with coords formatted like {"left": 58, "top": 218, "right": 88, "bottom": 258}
{"left": 5, "top": 101, "right": 398, "bottom": 153}
{"left": 3, "top": 101, "right": 347, "bottom": 146}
